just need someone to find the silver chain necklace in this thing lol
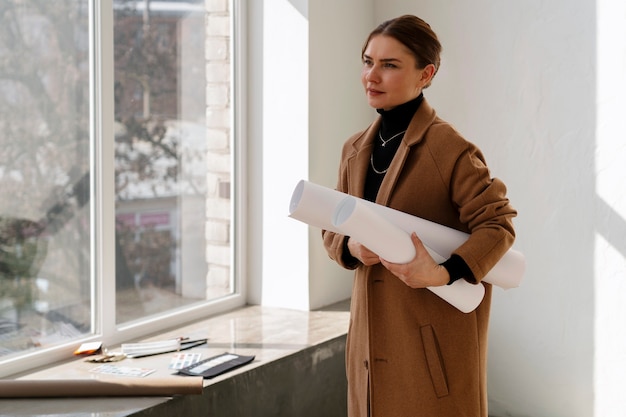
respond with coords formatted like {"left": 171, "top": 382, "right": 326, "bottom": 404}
{"left": 370, "top": 129, "right": 407, "bottom": 174}
{"left": 370, "top": 153, "right": 389, "bottom": 174}
{"left": 378, "top": 129, "right": 407, "bottom": 147}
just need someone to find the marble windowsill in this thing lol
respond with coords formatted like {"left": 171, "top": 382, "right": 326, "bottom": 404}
{"left": 0, "top": 300, "right": 350, "bottom": 417}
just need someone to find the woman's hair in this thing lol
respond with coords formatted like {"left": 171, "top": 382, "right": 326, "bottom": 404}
{"left": 362, "top": 15, "right": 442, "bottom": 87}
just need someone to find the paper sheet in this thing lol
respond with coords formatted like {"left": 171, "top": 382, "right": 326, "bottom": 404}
{"left": 289, "top": 180, "right": 526, "bottom": 312}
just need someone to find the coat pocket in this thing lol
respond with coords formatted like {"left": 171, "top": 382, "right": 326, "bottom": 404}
{"left": 420, "top": 324, "right": 449, "bottom": 398}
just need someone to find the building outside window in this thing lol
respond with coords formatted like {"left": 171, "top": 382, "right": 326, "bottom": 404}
{"left": 0, "top": 0, "right": 241, "bottom": 376}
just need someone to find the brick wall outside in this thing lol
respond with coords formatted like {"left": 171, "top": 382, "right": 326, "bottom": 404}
{"left": 204, "top": 0, "right": 232, "bottom": 297}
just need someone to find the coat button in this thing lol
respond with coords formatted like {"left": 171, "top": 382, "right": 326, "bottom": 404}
{"left": 363, "top": 360, "right": 369, "bottom": 370}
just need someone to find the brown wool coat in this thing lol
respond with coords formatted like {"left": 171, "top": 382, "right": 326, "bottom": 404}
{"left": 323, "top": 99, "right": 517, "bottom": 417}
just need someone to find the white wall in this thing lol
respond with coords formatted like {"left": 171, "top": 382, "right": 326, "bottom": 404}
{"left": 246, "top": 0, "right": 373, "bottom": 310}
{"left": 258, "top": 0, "right": 311, "bottom": 310}
{"left": 250, "top": 0, "right": 626, "bottom": 415}
{"left": 307, "top": 0, "right": 375, "bottom": 309}
{"left": 372, "top": 1, "right": 624, "bottom": 416}
{"left": 594, "top": 1, "right": 626, "bottom": 416}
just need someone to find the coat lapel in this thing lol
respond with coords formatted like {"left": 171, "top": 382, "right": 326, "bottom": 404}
{"left": 376, "top": 99, "right": 438, "bottom": 205}
{"left": 345, "top": 98, "right": 438, "bottom": 204}
{"left": 346, "top": 120, "right": 379, "bottom": 198}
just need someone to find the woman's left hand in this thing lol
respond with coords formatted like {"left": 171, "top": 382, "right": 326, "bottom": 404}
{"left": 379, "top": 232, "right": 450, "bottom": 288}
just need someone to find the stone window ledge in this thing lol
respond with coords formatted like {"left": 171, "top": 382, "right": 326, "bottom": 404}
{"left": 2, "top": 301, "right": 350, "bottom": 417}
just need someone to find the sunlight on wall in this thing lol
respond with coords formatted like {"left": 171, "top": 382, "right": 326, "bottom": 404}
{"left": 594, "top": 1, "right": 626, "bottom": 416}
{"left": 261, "top": 0, "right": 310, "bottom": 309}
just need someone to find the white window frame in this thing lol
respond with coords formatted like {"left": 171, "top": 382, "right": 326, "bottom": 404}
{"left": 0, "top": 0, "right": 247, "bottom": 378}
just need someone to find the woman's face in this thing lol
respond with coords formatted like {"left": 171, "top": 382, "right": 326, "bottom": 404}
{"left": 361, "top": 35, "right": 434, "bottom": 110}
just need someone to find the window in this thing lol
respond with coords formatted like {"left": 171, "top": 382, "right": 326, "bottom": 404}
{"left": 0, "top": 0, "right": 243, "bottom": 377}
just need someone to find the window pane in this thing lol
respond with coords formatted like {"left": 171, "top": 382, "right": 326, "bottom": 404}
{"left": 114, "top": 0, "right": 234, "bottom": 324}
{"left": 0, "top": 1, "right": 91, "bottom": 357}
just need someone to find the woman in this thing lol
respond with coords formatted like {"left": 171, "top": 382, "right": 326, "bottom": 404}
{"left": 322, "top": 15, "right": 517, "bottom": 417}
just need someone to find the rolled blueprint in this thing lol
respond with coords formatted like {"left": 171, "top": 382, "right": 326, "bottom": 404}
{"left": 331, "top": 194, "right": 486, "bottom": 313}
{"left": 0, "top": 377, "right": 204, "bottom": 398}
{"left": 289, "top": 179, "right": 525, "bottom": 289}
{"left": 333, "top": 196, "right": 415, "bottom": 264}
{"left": 289, "top": 179, "right": 346, "bottom": 232}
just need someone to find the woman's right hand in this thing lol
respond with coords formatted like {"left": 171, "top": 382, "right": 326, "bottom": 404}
{"left": 347, "top": 237, "right": 380, "bottom": 266}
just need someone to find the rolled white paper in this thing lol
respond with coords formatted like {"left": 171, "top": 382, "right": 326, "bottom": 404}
{"left": 361, "top": 195, "right": 525, "bottom": 290}
{"left": 428, "top": 278, "right": 486, "bottom": 313}
{"left": 289, "top": 179, "right": 525, "bottom": 289}
{"left": 331, "top": 195, "right": 485, "bottom": 313}
{"left": 333, "top": 196, "right": 415, "bottom": 264}
{"left": 289, "top": 180, "right": 346, "bottom": 234}
{"left": 0, "top": 377, "right": 204, "bottom": 398}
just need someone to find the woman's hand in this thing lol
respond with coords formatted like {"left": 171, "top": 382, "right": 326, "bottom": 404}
{"left": 380, "top": 232, "right": 450, "bottom": 288}
{"left": 347, "top": 237, "right": 381, "bottom": 266}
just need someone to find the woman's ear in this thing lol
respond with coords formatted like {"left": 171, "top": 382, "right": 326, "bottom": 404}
{"left": 418, "top": 64, "right": 436, "bottom": 88}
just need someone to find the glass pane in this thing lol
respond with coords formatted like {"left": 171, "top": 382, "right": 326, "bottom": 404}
{"left": 114, "top": 0, "right": 234, "bottom": 324}
{"left": 0, "top": 2, "right": 91, "bottom": 358}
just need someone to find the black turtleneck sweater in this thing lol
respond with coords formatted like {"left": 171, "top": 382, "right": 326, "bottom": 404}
{"left": 346, "top": 93, "right": 473, "bottom": 285}
{"left": 364, "top": 94, "right": 423, "bottom": 202}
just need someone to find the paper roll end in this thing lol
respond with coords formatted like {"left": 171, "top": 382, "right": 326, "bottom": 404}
{"left": 288, "top": 180, "right": 305, "bottom": 215}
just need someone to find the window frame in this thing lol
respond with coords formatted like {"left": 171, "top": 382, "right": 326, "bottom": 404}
{"left": 0, "top": 0, "right": 247, "bottom": 378}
